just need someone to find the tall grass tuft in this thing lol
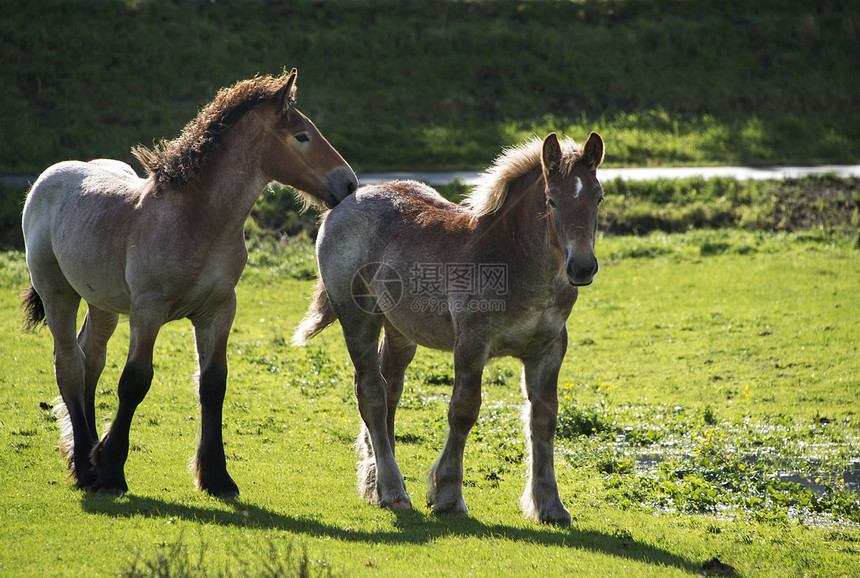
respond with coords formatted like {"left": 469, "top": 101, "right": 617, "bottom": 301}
{"left": 122, "top": 535, "right": 331, "bottom": 578}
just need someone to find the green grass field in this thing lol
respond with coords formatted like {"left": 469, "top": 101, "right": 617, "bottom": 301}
{"left": 2, "top": 1, "right": 860, "bottom": 575}
{"left": 1, "top": 231, "right": 858, "bottom": 576}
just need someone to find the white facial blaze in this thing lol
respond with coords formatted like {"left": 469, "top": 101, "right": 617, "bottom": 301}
{"left": 572, "top": 176, "right": 582, "bottom": 199}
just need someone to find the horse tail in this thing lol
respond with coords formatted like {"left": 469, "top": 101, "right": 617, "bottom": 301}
{"left": 293, "top": 278, "right": 337, "bottom": 345}
{"left": 21, "top": 283, "right": 47, "bottom": 331}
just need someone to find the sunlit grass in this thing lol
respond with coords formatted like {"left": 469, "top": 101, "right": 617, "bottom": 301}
{"left": 2, "top": 230, "right": 857, "bottom": 576}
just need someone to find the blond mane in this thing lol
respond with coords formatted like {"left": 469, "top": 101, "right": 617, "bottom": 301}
{"left": 463, "top": 135, "right": 584, "bottom": 217}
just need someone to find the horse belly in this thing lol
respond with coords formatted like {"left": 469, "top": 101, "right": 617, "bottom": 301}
{"left": 168, "top": 276, "right": 236, "bottom": 321}
{"left": 488, "top": 305, "right": 572, "bottom": 359}
{"left": 70, "top": 275, "right": 132, "bottom": 314}
{"left": 385, "top": 308, "right": 457, "bottom": 351}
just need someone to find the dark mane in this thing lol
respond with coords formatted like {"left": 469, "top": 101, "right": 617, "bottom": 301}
{"left": 132, "top": 71, "right": 295, "bottom": 190}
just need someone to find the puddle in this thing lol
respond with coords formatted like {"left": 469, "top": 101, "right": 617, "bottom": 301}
{"left": 634, "top": 454, "right": 860, "bottom": 495}
{"left": 778, "top": 462, "right": 860, "bottom": 496}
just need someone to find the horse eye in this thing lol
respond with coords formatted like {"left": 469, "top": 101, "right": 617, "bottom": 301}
{"left": 295, "top": 133, "right": 310, "bottom": 143}
{"left": 597, "top": 196, "right": 604, "bottom": 207}
{"left": 547, "top": 198, "right": 558, "bottom": 209}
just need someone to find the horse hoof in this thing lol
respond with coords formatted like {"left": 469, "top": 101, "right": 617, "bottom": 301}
{"left": 75, "top": 473, "right": 97, "bottom": 491}
{"left": 90, "top": 470, "right": 128, "bottom": 495}
{"left": 211, "top": 489, "right": 239, "bottom": 500}
{"left": 383, "top": 499, "right": 412, "bottom": 512}
{"left": 431, "top": 500, "right": 469, "bottom": 516}
{"left": 94, "top": 486, "right": 127, "bottom": 496}
{"left": 200, "top": 476, "right": 239, "bottom": 498}
{"left": 540, "top": 509, "right": 572, "bottom": 527}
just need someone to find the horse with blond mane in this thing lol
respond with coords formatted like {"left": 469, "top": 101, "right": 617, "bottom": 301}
{"left": 22, "top": 68, "right": 357, "bottom": 496}
{"left": 295, "top": 131, "right": 604, "bottom": 524}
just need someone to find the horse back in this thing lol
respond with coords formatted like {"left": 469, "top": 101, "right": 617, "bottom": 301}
{"left": 25, "top": 159, "right": 146, "bottom": 243}
{"left": 317, "top": 181, "right": 574, "bottom": 357}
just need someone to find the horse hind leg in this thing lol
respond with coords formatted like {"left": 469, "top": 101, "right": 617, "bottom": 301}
{"left": 77, "top": 307, "right": 119, "bottom": 441}
{"left": 343, "top": 317, "right": 410, "bottom": 511}
{"left": 28, "top": 273, "right": 95, "bottom": 487}
{"left": 428, "top": 341, "right": 487, "bottom": 516}
{"left": 356, "top": 324, "right": 416, "bottom": 504}
{"left": 55, "top": 307, "right": 119, "bottom": 486}
{"left": 355, "top": 423, "right": 377, "bottom": 503}
{"left": 379, "top": 324, "right": 417, "bottom": 449}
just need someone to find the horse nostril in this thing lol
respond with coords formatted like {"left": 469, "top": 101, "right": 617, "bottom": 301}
{"left": 566, "top": 258, "right": 598, "bottom": 286}
{"left": 346, "top": 179, "right": 357, "bottom": 196}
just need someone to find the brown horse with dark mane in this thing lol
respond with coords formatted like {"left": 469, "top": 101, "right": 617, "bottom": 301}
{"left": 295, "top": 132, "right": 604, "bottom": 524}
{"left": 22, "top": 68, "right": 357, "bottom": 496}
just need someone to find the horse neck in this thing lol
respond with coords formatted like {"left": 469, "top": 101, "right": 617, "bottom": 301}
{"left": 478, "top": 167, "right": 562, "bottom": 280}
{"left": 185, "top": 114, "right": 269, "bottom": 236}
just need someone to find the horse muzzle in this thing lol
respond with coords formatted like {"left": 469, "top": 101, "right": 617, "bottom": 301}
{"left": 323, "top": 167, "right": 359, "bottom": 208}
{"left": 566, "top": 256, "right": 598, "bottom": 286}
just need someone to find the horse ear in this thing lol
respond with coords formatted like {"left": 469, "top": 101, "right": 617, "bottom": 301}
{"left": 541, "top": 133, "right": 563, "bottom": 175}
{"left": 279, "top": 68, "right": 298, "bottom": 115}
{"left": 582, "top": 131, "right": 605, "bottom": 172}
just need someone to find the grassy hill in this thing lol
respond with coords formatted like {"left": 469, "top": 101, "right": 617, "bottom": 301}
{"left": 2, "top": 0, "right": 859, "bottom": 175}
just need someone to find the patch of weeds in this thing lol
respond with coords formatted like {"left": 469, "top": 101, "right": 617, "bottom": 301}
{"left": 249, "top": 354, "right": 282, "bottom": 374}
{"left": 483, "top": 365, "right": 515, "bottom": 386}
{"left": 394, "top": 432, "right": 424, "bottom": 444}
{"left": 425, "top": 364, "right": 454, "bottom": 386}
{"left": 612, "top": 527, "right": 633, "bottom": 549}
{"left": 556, "top": 403, "right": 610, "bottom": 439}
{"left": 407, "top": 360, "right": 456, "bottom": 387}
{"left": 399, "top": 386, "right": 446, "bottom": 411}
{"left": 482, "top": 468, "right": 505, "bottom": 487}
{"left": 331, "top": 429, "right": 355, "bottom": 445}
{"left": 496, "top": 439, "right": 525, "bottom": 466}
{"left": 559, "top": 400, "right": 860, "bottom": 523}
{"left": 597, "top": 455, "right": 635, "bottom": 475}
{"left": 699, "top": 241, "right": 732, "bottom": 256}
{"left": 625, "top": 427, "right": 664, "bottom": 447}
{"left": 123, "top": 533, "right": 332, "bottom": 578}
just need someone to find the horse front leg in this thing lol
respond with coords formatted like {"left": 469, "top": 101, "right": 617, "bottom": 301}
{"left": 520, "top": 329, "right": 571, "bottom": 526}
{"left": 191, "top": 295, "right": 239, "bottom": 497}
{"left": 428, "top": 341, "right": 488, "bottom": 516}
{"left": 90, "top": 312, "right": 160, "bottom": 495}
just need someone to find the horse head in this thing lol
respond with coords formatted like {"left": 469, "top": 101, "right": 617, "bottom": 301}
{"left": 541, "top": 132, "right": 605, "bottom": 286}
{"left": 261, "top": 69, "right": 358, "bottom": 209}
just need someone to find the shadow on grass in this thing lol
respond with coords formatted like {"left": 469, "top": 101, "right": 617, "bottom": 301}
{"left": 81, "top": 493, "right": 699, "bottom": 573}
